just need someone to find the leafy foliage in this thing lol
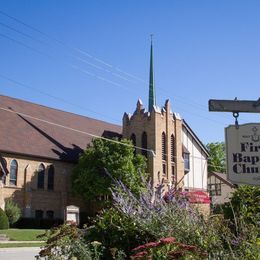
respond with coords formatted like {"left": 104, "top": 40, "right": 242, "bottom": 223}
{"left": 131, "top": 237, "right": 207, "bottom": 259}
{"left": 206, "top": 142, "right": 226, "bottom": 173}
{"left": 71, "top": 138, "right": 147, "bottom": 202}
{"left": 101, "top": 178, "right": 259, "bottom": 258}
{"left": 0, "top": 208, "right": 9, "bottom": 229}
{"left": 217, "top": 185, "right": 260, "bottom": 226}
{"left": 41, "top": 179, "right": 260, "bottom": 259}
{"left": 229, "top": 185, "right": 260, "bottom": 224}
{"left": 5, "top": 199, "right": 21, "bottom": 225}
{"left": 85, "top": 208, "right": 152, "bottom": 258}
{"left": 37, "top": 222, "right": 105, "bottom": 260}
{"left": 109, "top": 179, "right": 225, "bottom": 255}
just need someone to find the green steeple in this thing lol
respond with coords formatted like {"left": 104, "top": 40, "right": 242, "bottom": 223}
{"left": 148, "top": 35, "right": 156, "bottom": 112}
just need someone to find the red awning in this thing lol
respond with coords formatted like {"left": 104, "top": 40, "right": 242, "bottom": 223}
{"left": 184, "top": 191, "right": 210, "bottom": 204}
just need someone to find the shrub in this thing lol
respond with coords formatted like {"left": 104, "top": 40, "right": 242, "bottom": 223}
{"left": 0, "top": 208, "right": 9, "bottom": 229}
{"left": 85, "top": 207, "right": 152, "bottom": 258}
{"left": 108, "top": 178, "right": 260, "bottom": 258}
{"left": 222, "top": 185, "right": 260, "bottom": 225}
{"left": 5, "top": 199, "right": 21, "bottom": 225}
{"left": 39, "top": 177, "right": 260, "bottom": 259}
{"left": 37, "top": 223, "right": 105, "bottom": 260}
{"left": 131, "top": 237, "right": 208, "bottom": 259}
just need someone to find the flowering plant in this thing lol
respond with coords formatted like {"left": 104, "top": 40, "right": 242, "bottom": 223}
{"left": 131, "top": 237, "right": 207, "bottom": 259}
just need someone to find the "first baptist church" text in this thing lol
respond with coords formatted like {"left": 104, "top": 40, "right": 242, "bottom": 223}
{"left": 232, "top": 142, "right": 260, "bottom": 174}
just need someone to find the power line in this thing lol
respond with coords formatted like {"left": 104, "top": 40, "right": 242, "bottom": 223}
{"left": 0, "top": 19, "right": 138, "bottom": 84}
{"left": 0, "top": 73, "right": 120, "bottom": 123}
{"left": 0, "top": 32, "right": 53, "bottom": 59}
{"left": 0, "top": 32, "right": 137, "bottom": 94}
{"left": 0, "top": 30, "right": 231, "bottom": 129}
{"left": 0, "top": 11, "right": 238, "bottom": 128}
{"left": 0, "top": 106, "right": 153, "bottom": 154}
{"left": 0, "top": 8, "right": 247, "bottom": 125}
{"left": 0, "top": 30, "right": 227, "bottom": 123}
{"left": 0, "top": 9, "right": 143, "bottom": 84}
{"left": 0, "top": 106, "right": 227, "bottom": 172}
{"left": 0, "top": 21, "right": 47, "bottom": 45}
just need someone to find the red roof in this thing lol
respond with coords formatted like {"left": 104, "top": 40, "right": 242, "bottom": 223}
{"left": 0, "top": 95, "right": 121, "bottom": 162}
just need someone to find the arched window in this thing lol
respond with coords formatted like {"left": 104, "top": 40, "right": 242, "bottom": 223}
{"left": 37, "top": 164, "right": 45, "bottom": 189}
{"left": 10, "top": 159, "right": 18, "bottom": 186}
{"left": 130, "top": 133, "right": 136, "bottom": 155}
{"left": 48, "top": 165, "right": 54, "bottom": 190}
{"left": 1, "top": 158, "right": 7, "bottom": 185}
{"left": 171, "top": 134, "right": 175, "bottom": 162}
{"left": 162, "top": 132, "right": 166, "bottom": 161}
{"left": 141, "top": 132, "right": 148, "bottom": 157}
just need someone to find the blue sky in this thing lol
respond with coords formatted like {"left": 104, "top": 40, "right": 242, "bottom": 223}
{"left": 1, "top": 0, "right": 260, "bottom": 144}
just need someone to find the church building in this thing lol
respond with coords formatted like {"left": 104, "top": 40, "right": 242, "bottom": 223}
{"left": 123, "top": 41, "right": 209, "bottom": 194}
{"left": 0, "top": 42, "right": 209, "bottom": 222}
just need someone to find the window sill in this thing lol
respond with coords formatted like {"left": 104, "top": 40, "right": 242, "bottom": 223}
{"left": 4, "top": 185, "right": 20, "bottom": 189}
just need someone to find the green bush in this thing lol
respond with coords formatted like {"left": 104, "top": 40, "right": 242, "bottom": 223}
{"left": 224, "top": 185, "right": 260, "bottom": 225}
{"left": 0, "top": 208, "right": 9, "bottom": 229}
{"left": 37, "top": 223, "right": 105, "bottom": 260}
{"left": 5, "top": 199, "right": 21, "bottom": 225}
{"left": 39, "top": 179, "right": 260, "bottom": 259}
{"left": 86, "top": 208, "right": 152, "bottom": 258}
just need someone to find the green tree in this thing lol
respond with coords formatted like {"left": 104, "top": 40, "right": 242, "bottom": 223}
{"left": 71, "top": 138, "right": 147, "bottom": 202}
{"left": 5, "top": 199, "right": 21, "bottom": 225}
{"left": 206, "top": 142, "right": 226, "bottom": 173}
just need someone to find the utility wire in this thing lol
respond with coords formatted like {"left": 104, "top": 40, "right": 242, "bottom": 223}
{"left": 0, "top": 10, "right": 142, "bottom": 84}
{"left": 0, "top": 32, "right": 136, "bottom": 94}
{"left": 0, "top": 73, "right": 120, "bottom": 123}
{"left": 0, "top": 32, "right": 226, "bottom": 126}
{"left": 0, "top": 21, "right": 47, "bottom": 45}
{"left": 0, "top": 12, "right": 240, "bottom": 128}
{"left": 0, "top": 8, "right": 248, "bottom": 124}
{"left": 0, "top": 106, "right": 228, "bottom": 172}
{"left": 0, "top": 26, "right": 233, "bottom": 124}
{"left": 0, "top": 106, "right": 155, "bottom": 154}
{"left": 0, "top": 19, "right": 137, "bottom": 84}
{"left": 0, "top": 105, "right": 225, "bottom": 168}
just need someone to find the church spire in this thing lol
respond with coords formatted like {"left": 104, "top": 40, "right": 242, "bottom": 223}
{"left": 148, "top": 35, "right": 156, "bottom": 112}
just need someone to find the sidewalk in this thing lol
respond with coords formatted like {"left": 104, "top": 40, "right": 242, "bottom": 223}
{"left": 0, "top": 247, "right": 41, "bottom": 260}
{"left": 0, "top": 240, "right": 45, "bottom": 244}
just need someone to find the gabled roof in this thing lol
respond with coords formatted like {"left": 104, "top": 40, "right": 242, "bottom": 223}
{"left": 208, "top": 172, "right": 236, "bottom": 188}
{"left": 0, "top": 95, "right": 121, "bottom": 162}
{"left": 182, "top": 119, "right": 209, "bottom": 157}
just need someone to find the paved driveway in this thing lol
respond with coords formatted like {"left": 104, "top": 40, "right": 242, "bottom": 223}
{"left": 0, "top": 247, "right": 40, "bottom": 260}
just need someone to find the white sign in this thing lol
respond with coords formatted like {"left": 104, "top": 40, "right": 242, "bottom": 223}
{"left": 225, "top": 123, "right": 260, "bottom": 186}
{"left": 65, "top": 205, "right": 80, "bottom": 225}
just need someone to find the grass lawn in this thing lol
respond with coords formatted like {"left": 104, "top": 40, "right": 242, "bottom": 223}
{"left": 0, "top": 229, "right": 46, "bottom": 241}
{"left": 0, "top": 242, "right": 45, "bottom": 248}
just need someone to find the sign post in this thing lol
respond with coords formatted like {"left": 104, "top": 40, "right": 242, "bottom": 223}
{"left": 208, "top": 98, "right": 260, "bottom": 186}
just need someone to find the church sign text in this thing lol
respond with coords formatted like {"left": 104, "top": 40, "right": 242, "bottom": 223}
{"left": 225, "top": 123, "right": 260, "bottom": 186}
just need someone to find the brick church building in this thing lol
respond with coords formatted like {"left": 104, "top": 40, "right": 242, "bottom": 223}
{"left": 0, "top": 42, "right": 209, "bottom": 221}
